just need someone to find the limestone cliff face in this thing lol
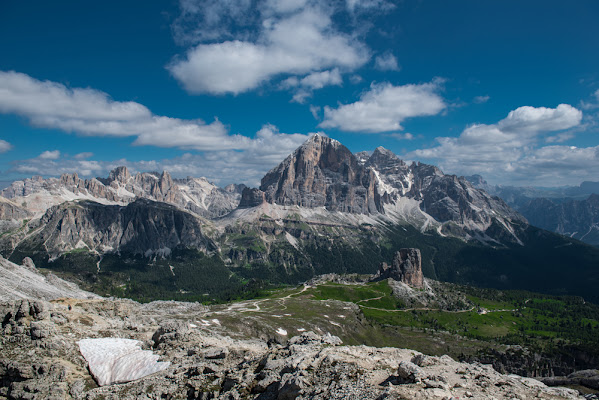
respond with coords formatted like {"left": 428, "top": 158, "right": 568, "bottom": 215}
{"left": 0, "top": 197, "right": 31, "bottom": 221}
{"left": 259, "top": 134, "right": 381, "bottom": 214}
{"left": 237, "top": 188, "right": 266, "bottom": 208}
{"left": 376, "top": 248, "right": 424, "bottom": 288}
{"left": 16, "top": 199, "right": 216, "bottom": 258}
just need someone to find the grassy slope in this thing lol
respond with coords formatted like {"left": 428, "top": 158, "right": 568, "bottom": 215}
{"left": 302, "top": 280, "right": 599, "bottom": 371}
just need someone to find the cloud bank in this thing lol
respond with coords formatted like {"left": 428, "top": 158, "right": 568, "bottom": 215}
{"left": 410, "top": 104, "right": 592, "bottom": 186}
{"left": 8, "top": 125, "right": 318, "bottom": 186}
{"left": 0, "top": 71, "right": 313, "bottom": 153}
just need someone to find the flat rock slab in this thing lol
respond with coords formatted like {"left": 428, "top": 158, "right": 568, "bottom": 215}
{"left": 78, "top": 338, "right": 170, "bottom": 386}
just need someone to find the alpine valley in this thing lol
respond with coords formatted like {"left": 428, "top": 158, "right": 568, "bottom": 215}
{"left": 1, "top": 134, "right": 598, "bottom": 303}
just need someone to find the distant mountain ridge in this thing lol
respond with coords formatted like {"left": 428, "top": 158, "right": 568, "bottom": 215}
{"left": 465, "top": 175, "right": 599, "bottom": 246}
{"left": 1, "top": 166, "right": 244, "bottom": 219}
{"left": 519, "top": 194, "right": 599, "bottom": 246}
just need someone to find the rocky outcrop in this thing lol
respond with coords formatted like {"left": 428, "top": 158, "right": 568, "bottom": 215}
{"left": 0, "top": 197, "right": 31, "bottom": 221}
{"left": 12, "top": 199, "right": 216, "bottom": 259}
{"left": 1, "top": 167, "right": 241, "bottom": 219}
{"left": 375, "top": 248, "right": 424, "bottom": 288}
{"left": 0, "top": 297, "right": 582, "bottom": 400}
{"left": 238, "top": 188, "right": 266, "bottom": 208}
{"left": 541, "top": 370, "right": 599, "bottom": 391}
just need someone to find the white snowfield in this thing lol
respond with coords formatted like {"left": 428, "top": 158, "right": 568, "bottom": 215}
{"left": 78, "top": 338, "right": 171, "bottom": 386}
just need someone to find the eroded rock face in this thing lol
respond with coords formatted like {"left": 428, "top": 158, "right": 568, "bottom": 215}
{"left": 13, "top": 198, "right": 216, "bottom": 258}
{"left": 0, "top": 197, "right": 31, "bottom": 220}
{"left": 376, "top": 248, "right": 424, "bottom": 288}
{"left": 238, "top": 188, "right": 266, "bottom": 208}
{"left": 0, "top": 255, "right": 99, "bottom": 301}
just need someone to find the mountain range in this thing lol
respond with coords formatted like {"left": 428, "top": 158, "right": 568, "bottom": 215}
{"left": 1, "top": 134, "right": 598, "bottom": 302}
{"left": 466, "top": 175, "right": 599, "bottom": 246}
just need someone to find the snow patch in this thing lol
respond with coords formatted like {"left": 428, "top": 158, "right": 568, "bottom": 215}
{"left": 285, "top": 232, "right": 299, "bottom": 249}
{"left": 276, "top": 328, "right": 288, "bottom": 335}
{"left": 78, "top": 338, "right": 170, "bottom": 386}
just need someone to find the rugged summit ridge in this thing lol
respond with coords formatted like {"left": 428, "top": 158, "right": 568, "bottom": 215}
{"left": 241, "top": 135, "right": 525, "bottom": 243}
{"left": 1, "top": 167, "right": 242, "bottom": 218}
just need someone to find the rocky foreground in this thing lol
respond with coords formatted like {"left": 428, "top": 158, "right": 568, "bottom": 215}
{"left": 0, "top": 294, "right": 584, "bottom": 400}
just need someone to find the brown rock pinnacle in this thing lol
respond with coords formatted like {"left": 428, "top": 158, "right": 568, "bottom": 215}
{"left": 376, "top": 248, "right": 424, "bottom": 288}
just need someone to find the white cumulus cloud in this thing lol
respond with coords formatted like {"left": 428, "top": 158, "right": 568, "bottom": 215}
{"left": 9, "top": 124, "right": 319, "bottom": 186}
{"left": 319, "top": 80, "right": 446, "bottom": 133}
{"left": 283, "top": 69, "right": 343, "bottom": 103}
{"left": 497, "top": 104, "right": 582, "bottom": 133}
{"left": 0, "top": 70, "right": 271, "bottom": 151}
{"left": 0, "top": 139, "right": 12, "bottom": 153}
{"left": 410, "top": 104, "right": 587, "bottom": 185}
{"left": 38, "top": 150, "right": 61, "bottom": 160}
{"left": 374, "top": 53, "right": 400, "bottom": 71}
{"left": 168, "top": 3, "right": 370, "bottom": 95}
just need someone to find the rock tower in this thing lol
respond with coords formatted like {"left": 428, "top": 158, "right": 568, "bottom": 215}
{"left": 376, "top": 248, "right": 424, "bottom": 288}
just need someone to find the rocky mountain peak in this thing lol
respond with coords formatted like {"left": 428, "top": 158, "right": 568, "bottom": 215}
{"left": 245, "top": 136, "right": 526, "bottom": 244}
{"left": 464, "top": 174, "right": 488, "bottom": 187}
{"left": 108, "top": 166, "right": 131, "bottom": 183}
{"left": 59, "top": 172, "right": 82, "bottom": 187}
{"left": 224, "top": 183, "right": 247, "bottom": 195}
{"left": 366, "top": 146, "right": 406, "bottom": 171}
{"left": 258, "top": 134, "right": 379, "bottom": 213}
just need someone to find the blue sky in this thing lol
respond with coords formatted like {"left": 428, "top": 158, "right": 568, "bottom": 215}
{"left": 0, "top": 0, "right": 598, "bottom": 187}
